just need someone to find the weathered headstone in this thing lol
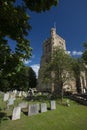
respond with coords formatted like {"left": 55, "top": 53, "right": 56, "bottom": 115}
{"left": 66, "top": 99, "right": 70, "bottom": 107}
{"left": 10, "top": 92, "right": 16, "bottom": 100}
{"left": 28, "top": 104, "right": 39, "bottom": 116}
{"left": 12, "top": 107, "right": 21, "bottom": 120}
{"left": 13, "top": 90, "right": 17, "bottom": 94}
{"left": 18, "top": 102, "right": 28, "bottom": 109}
{"left": 22, "top": 91, "right": 27, "bottom": 97}
{"left": 41, "top": 103, "right": 47, "bottom": 113}
{"left": 3, "top": 93, "right": 9, "bottom": 101}
{"left": 8, "top": 98, "right": 14, "bottom": 106}
{"left": 18, "top": 91, "right": 22, "bottom": 98}
{"left": 50, "top": 101, "right": 56, "bottom": 110}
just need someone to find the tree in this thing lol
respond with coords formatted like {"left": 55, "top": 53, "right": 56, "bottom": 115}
{"left": 41, "top": 47, "right": 73, "bottom": 101}
{"left": 71, "top": 58, "right": 84, "bottom": 93}
{"left": 11, "top": 66, "right": 37, "bottom": 91}
{"left": 82, "top": 43, "right": 87, "bottom": 90}
{"left": 0, "top": 0, "right": 58, "bottom": 91}
{"left": 0, "top": 0, "right": 58, "bottom": 60}
{"left": 0, "top": 1, "right": 32, "bottom": 80}
{"left": 82, "top": 43, "right": 87, "bottom": 64}
{"left": 28, "top": 67, "right": 37, "bottom": 88}
{"left": 24, "top": 0, "right": 58, "bottom": 12}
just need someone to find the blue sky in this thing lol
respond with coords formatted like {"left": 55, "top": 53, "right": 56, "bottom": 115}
{"left": 9, "top": 0, "right": 87, "bottom": 76}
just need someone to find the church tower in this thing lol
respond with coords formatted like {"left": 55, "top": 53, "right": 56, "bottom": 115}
{"left": 40, "top": 28, "right": 66, "bottom": 66}
{"left": 38, "top": 28, "right": 67, "bottom": 92}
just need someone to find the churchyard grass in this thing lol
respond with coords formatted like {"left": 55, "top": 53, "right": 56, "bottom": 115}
{"left": 0, "top": 97, "right": 87, "bottom": 130}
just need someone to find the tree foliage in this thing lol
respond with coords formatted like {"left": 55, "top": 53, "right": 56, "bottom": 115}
{"left": 41, "top": 47, "right": 73, "bottom": 100}
{"left": 0, "top": 0, "right": 58, "bottom": 91}
{"left": 24, "top": 0, "right": 58, "bottom": 12}
{"left": 71, "top": 58, "right": 84, "bottom": 93}
{"left": 13, "top": 66, "right": 37, "bottom": 91}
{"left": 0, "top": 66, "right": 37, "bottom": 92}
{"left": 82, "top": 43, "right": 87, "bottom": 64}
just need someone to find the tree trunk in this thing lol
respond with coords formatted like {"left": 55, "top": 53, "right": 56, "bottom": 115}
{"left": 61, "top": 87, "right": 64, "bottom": 103}
{"left": 59, "top": 81, "right": 63, "bottom": 103}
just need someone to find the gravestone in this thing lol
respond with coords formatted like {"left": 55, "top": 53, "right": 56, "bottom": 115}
{"left": 8, "top": 98, "right": 14, "bottom": 106}
{"left": 50, "top": 101, "right": 56, "bottom": 110}
{"left": 41, "top": 103, "right": 47, "bottom": 113}
{"left": 13, "top": 90, "right": 17, "bottom": 94}
{"left": 22, "top": 91, "right": 27, "bottom": 97}
{"left": 18, "top": 91, "right": 22, "bottom": 98}
{"left": 66, "top": 99, "right": 70, "bottom": 107}
{"left": 12, "top": 107, "right": 21, "bottom": 120}
{"left": 10, "top": 92, "right": 16, "bottom": 100}
{"left": 28, "top": 104, "right": 39, "bottom": 116}
{"left": 3, "top": 93, "right": 9, "bottom": 101}
{"left": 18, "top": 102, "right": 28, "bottom": 109}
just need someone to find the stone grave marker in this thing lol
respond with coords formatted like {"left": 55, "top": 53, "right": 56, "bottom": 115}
{"left": 28, "top": 104, "right": 39, "bottom": 116}
{"left": 66, "top": 99, "right": 70, "bottom": 107}
{"left": 22, "top": 91, "right": 27, "bottom": 97}
{"left": 41, "top": 103, "right": 47, "bottom": 113}
{"left": 50, "top": 101, "right": 56, "bottom": 110}
{"left": 8, "top": 98, "right": 14, "bottom": 106}
{"left": 12, "top": 107, "right": 21, "bottom": 120}
{"left": 18, "top": 102, "right": 28, "bottom": 109}
{"left": 13, "top": 90, "right": 17, "bottom": 94}
{"left": 18, "top": 91, "right": 22, "bottom": 98}
{"left": 3, "top": 93, "right": 9, "bottom": 101}
{"left": 10, "top": 92, "right": 16, "bottom": 100}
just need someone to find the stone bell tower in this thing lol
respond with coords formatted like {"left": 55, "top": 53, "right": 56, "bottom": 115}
{"left": 40, "top": 28, "right": 66, "bottom": 66}
{"left": 37, "top": 27, "right": 66, "bottom": 92}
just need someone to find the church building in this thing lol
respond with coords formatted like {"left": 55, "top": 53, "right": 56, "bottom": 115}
{"left": 37, "top": 28, "right": 87, "bottom": 94}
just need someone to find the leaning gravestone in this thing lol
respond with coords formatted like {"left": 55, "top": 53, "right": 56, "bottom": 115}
{"left": 3, "top": 93, "right": 9, "bottom": 101}
{"left": 18, "top": 102, "right": 28, "bottom": 109}
{"left": 28, "top": 104, "right": 39, "bottom": 116}
{"left": 12, "top": 107, "right": 21, "bottom": 120}
{"left": 50, "top": 101, "right": 56, "bottom": 110}
{"left": 41, "top": 103, "right": 47, "bottom": 113}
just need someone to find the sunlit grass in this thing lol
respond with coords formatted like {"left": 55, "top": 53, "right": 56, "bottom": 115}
{"left": 0, "top": 97, "right": 87, "bottom": 130}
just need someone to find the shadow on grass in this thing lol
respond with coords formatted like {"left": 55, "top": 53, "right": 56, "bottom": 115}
{"left": 0, "top": 112, "right": 11, "bottom": 124}
{"left": 22, "top": 108, "right": 28, "bottom": 116}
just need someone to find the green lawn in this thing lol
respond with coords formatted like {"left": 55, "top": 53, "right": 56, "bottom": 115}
{"left": 0, "top": 98, "right": 87, "bottom": 130}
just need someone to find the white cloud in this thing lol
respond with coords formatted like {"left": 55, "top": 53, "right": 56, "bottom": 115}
{"left": 72, "top": 51, "right": 82, "bottom": 56}
{"left": 30, "top": 64, "right": 40, "bottom": 77}
{"left": 23, "top": 60, "right": 32, "bottom": 65}
{"left": 66, "top": 51, "right": 71, "bottom": 55}
{"left": 66, "top": 50, "right": 83, "bottom": 56}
